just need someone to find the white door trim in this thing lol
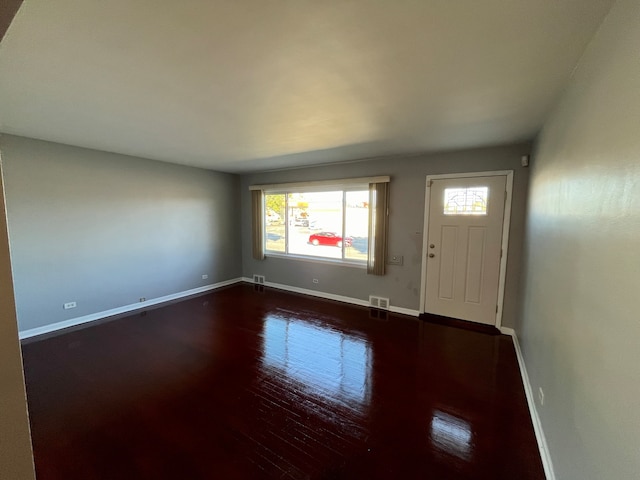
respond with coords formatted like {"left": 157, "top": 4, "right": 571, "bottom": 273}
{"left": 419, "top": 170, "right": 514, "bottom": 328}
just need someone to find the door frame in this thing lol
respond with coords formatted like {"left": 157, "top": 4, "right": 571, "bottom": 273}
{"left": 419, "top": 170, "right": 514, "bottom": 329}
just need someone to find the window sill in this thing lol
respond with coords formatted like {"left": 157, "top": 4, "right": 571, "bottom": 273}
{"left": 264, "top": 252, "right": 366, "bottom": 269}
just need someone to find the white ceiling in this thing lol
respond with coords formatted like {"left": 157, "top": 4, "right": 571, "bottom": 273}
{"left": 0, "top": 0, "right": 613, "bottom": 173}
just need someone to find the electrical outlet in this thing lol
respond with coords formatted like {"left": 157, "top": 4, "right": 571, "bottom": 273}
{"left": 313, "top": 279, "right": 319, "bottom": 284}
{"left": 63, "top": 302, "right": 76, "bottom": 310}
{"left": 538, "top": 387, "right": 544, "bottom": 406}
{"left": 202, "top": 274, "right": 208, "bottom": 280}
{"left": 139, "top": 297, "right": 146, "bottom": 302}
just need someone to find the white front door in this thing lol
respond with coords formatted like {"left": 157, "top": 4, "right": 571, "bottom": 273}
{"left": 424, "top": 175, "right": 507, "bottom": 325}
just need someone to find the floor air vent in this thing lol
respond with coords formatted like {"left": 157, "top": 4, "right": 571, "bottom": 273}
{"left": 369, "top": 295, "right": 390, "bottom": 310}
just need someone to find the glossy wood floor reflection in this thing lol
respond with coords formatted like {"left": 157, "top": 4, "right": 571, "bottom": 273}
{"left": 22, "top": 284, "right": 545, "bottom": 479}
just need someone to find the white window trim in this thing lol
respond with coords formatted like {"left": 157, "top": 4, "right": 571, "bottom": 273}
{"left": 249, "top": 176, "right": 390, "bottom": 192}
{"left": 265, "top": 252, "right": 367, "bottom": 269}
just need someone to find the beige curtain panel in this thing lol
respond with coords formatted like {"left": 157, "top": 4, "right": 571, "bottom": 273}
{"left": 367, "top": 181, "right": 390, "bottom": 276}
{"left": 251, "top": 189, "right": 265, "bottom": 260}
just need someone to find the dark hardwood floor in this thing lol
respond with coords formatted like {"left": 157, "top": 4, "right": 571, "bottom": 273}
{"left": 21, "top": 283, "right": 544, "bottom": 479}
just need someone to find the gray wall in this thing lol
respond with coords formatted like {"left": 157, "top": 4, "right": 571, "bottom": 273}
{"left": 241, "top": 142, "right": 531, "bottom": 328}
{"left": 1, "top": 135, "right": 241, "bottom": 331}
{"left": 519, "top": 0, "right": 639, "bottom": 478}
{"left": 0, "top": 156, "right": 35, "bottom": 479}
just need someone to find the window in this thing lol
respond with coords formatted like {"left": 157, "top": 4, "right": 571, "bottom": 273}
{"left": 443, "top": 187, "right": 488, "bottom": 215}
{"left": 264, "top": 188, "right": 369, "bottom": 263}
{"left": 251, "top": 177, "right": 390, "bottom": 274}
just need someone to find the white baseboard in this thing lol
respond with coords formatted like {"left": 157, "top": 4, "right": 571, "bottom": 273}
{"left": 241, "top": 277, "right": 420, "bottom": 317}
{"left": 499, "top": 326, "right": 515, "bottom": 336}
{"left": 388, "top": 305, "right": 420, "bottom": 316}
{"left": 19, "top": 278, "right": 244, "bottom": 340}
{"left": 500, "top": 327, "right": 556, "bottom": 480}
{"left": 21, "top": 276, "right": 419, "bottom": 341}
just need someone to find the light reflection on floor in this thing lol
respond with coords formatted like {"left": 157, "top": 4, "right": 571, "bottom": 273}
{"left": 430, "top": 410, "right": 474, "bottom": 461}
{"left": 262, "top": 312, "right": 372, "bottom": 409}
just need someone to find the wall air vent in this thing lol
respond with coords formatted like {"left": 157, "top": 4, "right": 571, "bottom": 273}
{"left": 369, "top": 295, "right": 390, "bottom": 310}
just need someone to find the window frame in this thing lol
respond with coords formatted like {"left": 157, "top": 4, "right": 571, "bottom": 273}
{"left": 263, "top": 184, "right": 369, "bottom": 267}
{"left": 250, "top": 176, "right": 390, "bottom": 272}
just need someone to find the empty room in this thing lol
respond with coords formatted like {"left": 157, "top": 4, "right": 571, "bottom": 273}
{"left": 0, "top": 1, "right": 638, "bottom": 479}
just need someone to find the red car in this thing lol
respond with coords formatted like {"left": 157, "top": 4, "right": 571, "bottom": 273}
{"left": 308, "top": 232, "right": 352, "bottom": 247}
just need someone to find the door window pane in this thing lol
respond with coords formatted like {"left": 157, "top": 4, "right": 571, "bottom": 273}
{"left": 444, "top": 187, "right": 488, "bottom": 215}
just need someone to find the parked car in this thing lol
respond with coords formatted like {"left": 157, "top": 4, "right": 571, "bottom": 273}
{"left": 293, "top": 216, "right": 309, "bottom": 227}
{"left": 308, "top": 232, "right": 352, "bottom": 247}
{"left": 266, "top": 210, "right": 281, "bottom": 224}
